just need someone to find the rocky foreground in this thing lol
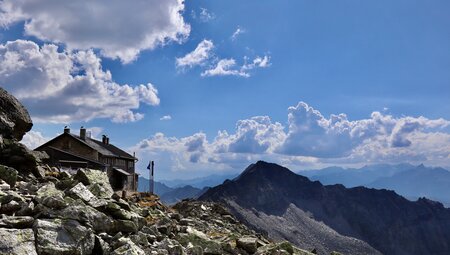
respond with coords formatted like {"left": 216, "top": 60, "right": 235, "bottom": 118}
{"left": 0, "top": 166, "right": 319, "bottom": 255}
{"left": 0, "top": 87, "right": 332, "bottom": 254}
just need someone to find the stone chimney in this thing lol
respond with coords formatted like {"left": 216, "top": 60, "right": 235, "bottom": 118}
{"left": 102, "top": 135, "right": 107, "bottom": 144}
{"left": 106, "top": 137, "right": 110, "bottom": 145}
{"left": 80, "top": 126, "right": 86, "bottom": 140}
{"left": 64, "top": 126, "right": 70, "bottom": 134}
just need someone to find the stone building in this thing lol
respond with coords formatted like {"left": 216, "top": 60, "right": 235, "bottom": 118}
{"left": 35, "top": 127, "right": 138, "bottom": 192}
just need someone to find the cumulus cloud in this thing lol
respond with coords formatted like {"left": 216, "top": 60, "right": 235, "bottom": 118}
{"left": 201, "top": 59, "right": 250, "bottom": 77}
{"left": 231, "top": 27, "right": 246, "bottom": 41}
{"left": 0, "top": 0, "right": 190, "bottom": 63}
{"left": 160, "top": 115, "right": 172, "bottom": 121}
{"left": 0, "top": 40, "right": 160, "bottom": 123}
{"left": 176, "top": 40, "right": 214, "bottom": 68}
{"left": 21, "top": 130, "right": 49, "bottom": 149}
{"left": 132, "top": 101, "right": 450, "bottom": 174}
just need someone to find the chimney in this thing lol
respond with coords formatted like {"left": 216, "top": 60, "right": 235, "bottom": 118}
{"left": 106, "top": 137, "right": 110, "bottom": 145}
{"left": 64, "top": 126, "right": 70, "bottom": 134}
{"left": 80, "top": 126, "right": 86, "bottom": 140}
{"left": 102, "top": 135, "right": 107, "bottom": 144}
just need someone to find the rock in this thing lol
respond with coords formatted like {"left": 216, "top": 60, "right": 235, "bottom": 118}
{"left": 114, "top": 220, "right": 138, "bottom": 233}
{"left": 93, "top": 235, "right": 111, "bottom": 254}
{"left": 186, "top": 245, "right": 203, "bottom": 255}
{"left": 75, "top": 168, "right": 113, "bottom": 198}
{"left": 111, "top": 240, "right": 145, "bottom": 255}
{"left": 53, "top": 204, "right": 116, "bottom": 234}
{"left": 0, "top": 165, "right": 18, "bottom": 187}
{"left": 33, "top": 218, "right": 95, "bottom": 255}
{"left": 237, "top": 237, "right": 258, "bottom": 254}
{"left": 0, "top": 200, "right": 22, "bottom": 214}
{"left": 0, "top": 216, "right": 34, "bottom": 228}
{"left": 0, "top": 87, "right": 33, "bottom": 140}
{"left": 0, "top": 228, "right": 37, "bottom": 255}
{"left": 35, "top": 183, "right": 67, "bottom": 209}
{"left": 68, "top": 182, "right": 95, "bottom": 203}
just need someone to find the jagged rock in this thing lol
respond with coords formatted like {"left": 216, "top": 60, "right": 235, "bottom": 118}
{"left": 0, "top": 216, "right": 34, "bottom": 228}
{"left": 111, "top": 241, "right": 146, "bottom": 255}
{"left": 68, "top": 182, "right": 95, "bottom": 203}
{"left": 75, "top": 168, "right": 114, "bottom": 198}
{"left": 0, "top": 200, "right": 21, "bottom": 215}
{"left": 33, "top": 218, "right": 95, "bottom": 255}
{"left": 35, "top": 183, "right": 67, "bottom": 209}
{"left": 0, "top": 228, "right": 37, "bottom": 255}
{"left": 0, "top": 87, "right": 33, "bottom": 140}
{"left": 93, "top": 235, "right": 111, "bottom": 254}
{"left": 0, "top": 165, "right": 18, "bottom": 187}
{"left": 237, "top": 237, "right": 258, "bottom": 254}
{"left": 53, "top": 203, "right": 116, "bottom": 234}
{"left": 115, "top": 219, "right": 138, "bottom": 233}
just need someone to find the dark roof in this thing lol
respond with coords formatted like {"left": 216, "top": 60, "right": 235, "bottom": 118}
{"left": 35, "top": 132, "right": 136, "bottom": 160}
{"left": 45, "top": 146, "right": 106, "bottom": 166}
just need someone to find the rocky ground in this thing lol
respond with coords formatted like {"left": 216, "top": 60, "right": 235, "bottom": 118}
{"left": 0, "top": 87, "right": 340, "bottom": 254}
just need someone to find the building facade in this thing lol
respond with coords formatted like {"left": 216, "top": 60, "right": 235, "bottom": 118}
{"left": 35, "top": 127, "right": 138, "bottom": 192}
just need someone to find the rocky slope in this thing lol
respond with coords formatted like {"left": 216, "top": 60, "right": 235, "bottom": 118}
{"left": 0, "top": 87, "right": 328, "bottom": 255}
{"left": 200, "top": 161, "right": 450, "bottom": 255}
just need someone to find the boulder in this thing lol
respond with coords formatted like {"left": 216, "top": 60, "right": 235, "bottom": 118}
{"left": 0, "top": 87, "right": 33, "bottom": 140}
{"left": 237, "top": 237, "right": 258, "bottom": 254}
{"left": 0, "top": 165, "right": 18, "bottom": 187}
{"left": 0, "top": 216, "right": 34, "bottom": 228}
{"left": 68, "top": 182, "right": 95, "bottom": 203}
{"left": 111, "top": 241, "right": 146, "bottom": 255}
{"left": 75, "top": 168, "right": 114, "bottom": 198}
{"left": 33, "top": 218, "right": 95, "bottom": 255}
{"left": 35, "top": 183, "right": 67, "bottom": 209}
{"left": 0, "top": 228, "right": 37, "bottom": 255}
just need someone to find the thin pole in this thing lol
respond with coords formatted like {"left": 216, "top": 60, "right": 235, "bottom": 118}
{"left": 151, "top": 161, "right": 155, "bottom": 194}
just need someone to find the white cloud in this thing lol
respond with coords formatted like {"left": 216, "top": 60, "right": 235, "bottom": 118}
{"left": 176, "top": 40, "right": 214, "bottom": 68}
{"left": 201, "top": 59, "right": 250, "bottom": 77}
{"left": 160, "top": 115, "right": 172, "bottom": 121}
{"left": 191, "top": 8, "right": 215, "bottom": 22}
{"left": 277, "top": 102, "right": 449, "bottom": 158}
{"left": 242, "top": 55, "right": 271, "bottom": 70}
{"left": 0, "top": 40, "right": 160, "bottom": 123}
{"left": 201, "top": 55, "right": 271, "bottom": 78}
{"left": 21, "top": 130, "right": 49, "bottom": 149}
{"left": 231, "top": 27, "right": 246, "bottom": 41}
{"left": 131, "top": 101, "right": 450, "bottom": 175}
{"left": 0, "top": 0, "right": 190, "bottom": 63}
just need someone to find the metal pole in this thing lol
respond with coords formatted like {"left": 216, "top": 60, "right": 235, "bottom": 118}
{"left": 151, "top": 161, "right": 155, "bottom": 194}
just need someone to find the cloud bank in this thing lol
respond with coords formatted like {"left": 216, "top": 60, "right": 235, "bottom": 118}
{"left": 0, "top": 40, "right": 160, "bottom": 123}
{"left": 132, "top": 102, "right": 450, "bottom": 176}
{"left": 0, "top": 0, "right": 190, "bottom": 63}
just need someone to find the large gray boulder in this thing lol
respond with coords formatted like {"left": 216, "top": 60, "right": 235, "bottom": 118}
{"left": 0, "top": 87, "right": 32, "bottom": 141}
{"left": 0, "top": 228, "right": 37, "bottom": 255}
{"left": 33, "top": 218, "right": 95, "bottom": 255}
{"left": 75, "top": 168, "right": 114, "bottom": 198}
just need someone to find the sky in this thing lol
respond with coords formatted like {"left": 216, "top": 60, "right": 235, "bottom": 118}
{"left": 1, "top": 0, "right": 449, "bottom": 179}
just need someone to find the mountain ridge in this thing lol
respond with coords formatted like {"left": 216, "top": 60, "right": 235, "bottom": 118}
{"left": 200, "top": 161, "right": 450, "bottom": 255}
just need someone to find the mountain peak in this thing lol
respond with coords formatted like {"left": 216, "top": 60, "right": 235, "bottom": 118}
{"left": 237, "top": 161, "right": 296, "bottom": 181}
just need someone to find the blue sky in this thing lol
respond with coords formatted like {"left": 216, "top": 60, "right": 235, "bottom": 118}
{"left": 1, "top": 0, "right": 449, "bottom": 179}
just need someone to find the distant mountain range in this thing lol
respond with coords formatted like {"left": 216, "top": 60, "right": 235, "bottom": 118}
{"left": 138, "top": 177, "right": 205, "bottom": 205}
{"left": 159, "top": 173, "right": 237, "bottom": 188}
{"left": 299, "top": 163, "right": 450, "bottom": 207}
{"left": 199, "top": 161, "right": 450, "bottom": 255}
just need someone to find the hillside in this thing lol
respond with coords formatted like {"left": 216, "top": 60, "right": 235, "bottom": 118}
{"left": 200, "top": 161, "right": 450, "bottom": 255}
